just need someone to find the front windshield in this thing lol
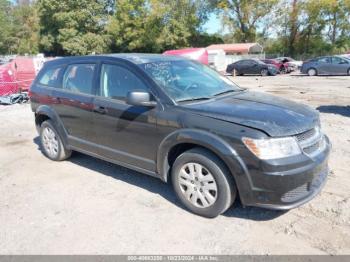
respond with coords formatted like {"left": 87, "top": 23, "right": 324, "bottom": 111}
{"left": 140, "top": 60, "right": 241, "bottom": 102}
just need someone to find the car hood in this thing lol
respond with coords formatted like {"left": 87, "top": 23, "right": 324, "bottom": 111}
{"left": 181, "top": 91, "right": 319, "bottom": 137}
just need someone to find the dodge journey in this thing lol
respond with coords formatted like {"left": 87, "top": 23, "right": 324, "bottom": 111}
{"left": 30, "top": 54, "right": 330, "bottom": 218}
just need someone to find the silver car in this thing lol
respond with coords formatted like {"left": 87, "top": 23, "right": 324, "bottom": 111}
{"left": 301, "top": 56, "right": 350, "bottom": 76}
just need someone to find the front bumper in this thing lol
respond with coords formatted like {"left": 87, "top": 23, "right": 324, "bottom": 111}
{"left": 237, "top": 135, "right": 331, "bottom": 210}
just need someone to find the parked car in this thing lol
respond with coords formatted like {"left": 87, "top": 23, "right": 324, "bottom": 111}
{"left": 275, "top": 57, "right": 303, "bottom": 71}
{"left": 30, "top": 54, "right": 330, "bottom": 218}
{"left": 226, "top": 59, "right": 278, "bottom": 76}
{"left": 301, "top": 56, "right": 350, "bottom": 76}
{"left": 340, "top": 54, "right": 350, "bottom": 59}
{"left": 261, "top": 59, "right": 291, "bottom": 74}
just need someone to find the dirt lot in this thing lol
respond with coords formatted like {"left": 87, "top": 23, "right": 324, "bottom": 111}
{"left": 0, "top": 74, "right": 349, "bottom": 255}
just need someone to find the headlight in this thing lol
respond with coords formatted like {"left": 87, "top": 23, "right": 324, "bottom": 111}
{"left": 242, "top": 137, "right": 301, "bottom": 160}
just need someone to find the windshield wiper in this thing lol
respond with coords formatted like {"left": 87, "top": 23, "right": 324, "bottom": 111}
{"left": 213, "top": 89, "right": 237, "bottom": 96}
{"left": 177, "top": 97, "right": 212, "bottom": 103}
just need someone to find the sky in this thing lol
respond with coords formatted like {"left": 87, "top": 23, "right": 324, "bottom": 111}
{"left": 204, "top": 14, "right": 222, "bottom": 34}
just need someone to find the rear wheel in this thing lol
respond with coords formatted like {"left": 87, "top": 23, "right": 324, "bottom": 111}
{"left": 280, "top": 66, "right": 286, "bottom": 74}
{"left": 307, "top": 68, "right": 317, "bottom": 76}
{"left": 232, "top": 69, "right": 242, "bottom": 76}
{"left": 347, "top": 68, "right": 350, "bottom": 76}
{"left": 40, "top": 120, "right": 72, "bottom": 161}
{"left": 261, "top": 68, "right": 268, "bottom": 76}
{"left": 171, "top": 148, "right": 236, "bottom": 218}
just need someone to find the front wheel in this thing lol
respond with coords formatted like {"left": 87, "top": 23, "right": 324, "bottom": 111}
{"left": 171, "top": 148, "right": 236, "bottom": 218}
{"left": 261, "top": 68, "right": 268, "bottom": 76}
{"left": 347, "top": 68, "right": 350, "bottom": 76}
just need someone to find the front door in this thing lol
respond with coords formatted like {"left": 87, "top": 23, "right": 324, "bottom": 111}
{"left": 331, "top": 57, "right": 349, "bottom": 75}
{"left": 92, "top": 62, "right": 160, "bottom": 172}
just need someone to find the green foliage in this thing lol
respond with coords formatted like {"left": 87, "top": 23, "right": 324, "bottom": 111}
{"left": 108, "top": 0, "right": 209, "bottom": 53}
{"left": 0, "top": 0, "right": 349, "bottom": 57}
{"left": 266, "top": 0, "right": 350, "bottom": 57}
{"left": 0, "top": 0, "right": 39, "bottom": 55}
{"left": 12, "top": 1, "right": 40, "bottom": 54}
{"left": 38, "top": 0, "right": 111, "bottom": 55}
{"left": 213, "top": 0, "right": 279, "bottom": 42}
{"left": 0, "top": 0, "right": 13, "bottom": 54}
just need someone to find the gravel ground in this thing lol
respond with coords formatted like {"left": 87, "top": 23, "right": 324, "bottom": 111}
{"left": 0, "top": 74, "right": 349, "bottom": 255}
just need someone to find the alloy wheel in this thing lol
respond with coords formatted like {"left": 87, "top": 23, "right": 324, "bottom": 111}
{"left": 261, "top": 69, "right": 268, "bottom": 76}
{"left": 42, "top": 127, "right": 59, "bottom": 158}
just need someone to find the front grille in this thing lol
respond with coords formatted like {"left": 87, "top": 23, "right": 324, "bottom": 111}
{"left": 281, "top": 183, "right": 309, "bottom": 202}
{"left": 296, "top": 128, "right": 316, "bottom": 142}
{"left": 295, "top": 127, "right": 325, "bottom": 157}
{"left": 281, "top": 167, "right": 328, "bottom": 203}
{"left": 303, "top": 140, "right": 323, "bottom": 155}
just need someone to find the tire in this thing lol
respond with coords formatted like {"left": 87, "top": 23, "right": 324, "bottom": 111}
{"left": 40, "top": 120, "right": 72, "bottom": 161}
{"left": 347, "top": 68, "right": 350, "bottom": 76}
{"left": 280, "top": 67, "right": 286, "bottom": 74}
{"left": 261, "top": 68, "right": 268, "bottom": 76}
{"left": 307, "top": 68, "right": 317, "bottom": 76}
{"left": 171, "top": 148, "right": 236, "bottom": 218}
{"left": 232, "top": 69, "right": 242, "bottom": 76}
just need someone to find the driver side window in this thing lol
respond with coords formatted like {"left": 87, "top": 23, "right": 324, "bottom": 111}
{"left": 332, "top": 57, "right": 348, "bottom": 64}
{"left": 100, "top": 64, "right": 148, "bottom": 101}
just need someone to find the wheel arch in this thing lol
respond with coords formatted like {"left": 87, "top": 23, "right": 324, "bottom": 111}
{"left": 157, "top": 129, "right": 249, "bottom": 185}
{"left": 307, "top": 67, "right": 318, "bottom": 75}
{"left": 35, "top": 105, "right": 69, "bottom": 147}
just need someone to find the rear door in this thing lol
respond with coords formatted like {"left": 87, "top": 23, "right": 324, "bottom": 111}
{"left": 51, "top": 63, "right": 97, "bottom": 150}
{"left": 91, "top": 61, "right": 159, "bottom": 172}
{"left": 316, "top": 57, "right": 332, "bottom": 74}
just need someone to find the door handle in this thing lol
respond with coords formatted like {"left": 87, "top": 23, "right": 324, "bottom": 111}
{"left": 93, "top": 106, "right": 107, "bottom": 114}
{"left": 52, "top": 97, "right": 61, "bottom": 104}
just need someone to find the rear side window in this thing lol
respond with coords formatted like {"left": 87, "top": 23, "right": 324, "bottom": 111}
{"left": 241, "top": 60, "right": 252, "bottom": 66}
{"left": 38, "top": 67, "right": 63, "bottom": 88}
{"left": 318, "top": 57, "right": 331, "bottom": 63}
{"left": 63, "top": 64, "right": 95, "bottom": 95}
{"left": 100, "top": 64, "right": 147, "bottom": 100}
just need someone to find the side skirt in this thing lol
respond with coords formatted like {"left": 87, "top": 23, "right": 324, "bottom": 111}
{"left": 69, "top": 146, "right": 162, "bottom": 180}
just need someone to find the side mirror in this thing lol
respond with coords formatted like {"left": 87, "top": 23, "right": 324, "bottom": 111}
{"left": 126, "top": 90, "right": 157, "bottom": 107}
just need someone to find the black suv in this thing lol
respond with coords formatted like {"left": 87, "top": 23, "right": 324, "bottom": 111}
{"left": 30, "top": 54, "right": 330, "bottom": 218}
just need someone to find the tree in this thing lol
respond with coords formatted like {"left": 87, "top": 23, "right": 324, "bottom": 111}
{"left": 108, "top": 0, "right": 153, "bottom": 52}
{"left": 38, "top": 0, "right": 111, "bottom": 55}
{"left": 212, "top": 0, "right": 279, "bottom": 43}
{"left": 11, "top": 0, "right": 40, "bottom": 54}
{"left": 271, "top": 0, "right": 350, "bottom": 57}
{"left": 108, "top": 0, "right": 210, "bottom": 53}
{"left": 151, "top": 0, "right": 204, "bottom": 51}
{"left": 0, "top": 0, "right": 13, "bottom": 54}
